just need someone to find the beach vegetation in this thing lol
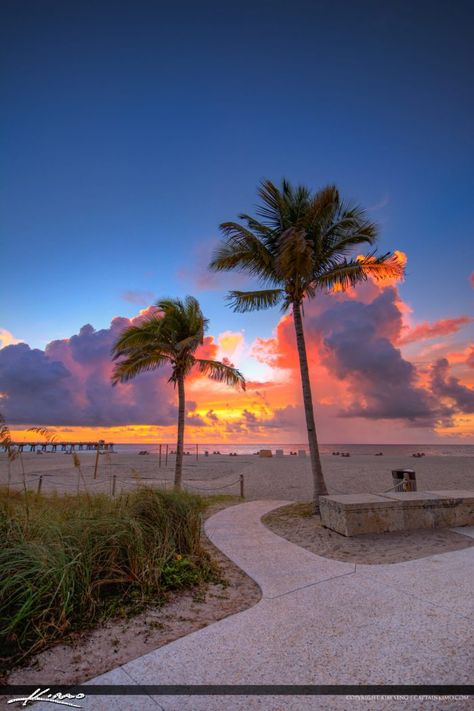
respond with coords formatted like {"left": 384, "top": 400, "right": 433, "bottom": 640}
{"left": 0, "top": 486, "right": 214, "bottom": 669}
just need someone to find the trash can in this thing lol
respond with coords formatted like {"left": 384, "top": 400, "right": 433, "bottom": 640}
{"left": 392, "top": 469, "right": 417, "bottom": 492}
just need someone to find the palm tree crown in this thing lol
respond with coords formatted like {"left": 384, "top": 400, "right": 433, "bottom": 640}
{"left": 210, "top": 179, "right": 403, "bottom": 312}
{"left": 111, "top": 296, "right": 245, "bottom": 389}
{"left": 111, "top": 296, "right": 245, "bottom": 488}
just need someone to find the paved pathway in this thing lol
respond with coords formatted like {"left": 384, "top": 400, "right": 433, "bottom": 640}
{"left": 36, "top": 500, "right": 474, "bottom": 710}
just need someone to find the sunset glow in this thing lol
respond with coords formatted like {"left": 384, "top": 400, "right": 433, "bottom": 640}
{"left": 4, "top": 250, "right": 473, "bottom": 445}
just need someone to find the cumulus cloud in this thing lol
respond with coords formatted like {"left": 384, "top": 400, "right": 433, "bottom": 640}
{"left": 309, "top": 289, "right": 438, "bottom": 423}
{"left": 0, "top": 343, "right": 74, "bottom": 424}
{"left": 431, "top": 358, "right": 474, "bottom": 414}
{"left": 0, "top": 315, "right": 177, "bottom": 426}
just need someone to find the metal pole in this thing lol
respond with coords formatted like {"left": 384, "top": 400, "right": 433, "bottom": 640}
{"left": 159, "top": 443, "right": 162, "bottom": 468}
{"left": 240, "top": 474, "right": 244, "bottom": 499}
{"left": 37, "top": 475, "right": 43, "bottom": 495}
{"left": 165, "top": 444, "right": 169, "bottom": 466}
{"left": 112, "top": 474, "right": 117, "bottom": 497}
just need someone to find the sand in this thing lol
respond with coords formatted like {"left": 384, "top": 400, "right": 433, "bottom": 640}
{"left": 263, "top": 502, "right": 474, "bottom": 564}
{"left": 1, "top": 450, "right": 473, "bottom": 500}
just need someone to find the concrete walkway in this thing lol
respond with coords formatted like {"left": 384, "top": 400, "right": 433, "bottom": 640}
{"left": 36, "top": 500, "right": 474, "bottom": 710}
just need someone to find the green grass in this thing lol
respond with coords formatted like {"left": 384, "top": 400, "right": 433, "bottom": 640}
{"left": 0, "top": 486, "right": 216, "bottom": 669}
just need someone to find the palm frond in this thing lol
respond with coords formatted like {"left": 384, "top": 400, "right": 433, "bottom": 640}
{"left": 355, "top": 252, "right": 405, "bottom": 281}
{"left": 227, "top": 289, "right": 284, "bottom": 313}
{"left": 315, "top": 252, "right": 404, "bottom": 292}
{"left": 237, "top": 214, "right": 275, "bottom": 242}
{"left": 195, "top": 359, "right": 246, "bottom": 390}
{"left": 255, "top": 179, "right": 287, "bottom": 229}
{"left": 210, "top": 224, "right": 278, "bottom": 285}
{"left": 321, "top": 201, "right": 378, "bottom": 255}
{"left": 175, "top": 334, "right": 204, "bottom": 352}
{"left": 111, "top": 320, "right": 164, "bottom": 357}
{"left": 111, "top": 351, "right": 171, "bottom": 385}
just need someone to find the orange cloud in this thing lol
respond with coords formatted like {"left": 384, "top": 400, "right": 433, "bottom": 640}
{"left": 216, "top": 331, "right": 245, "bottom": 364}
{"left": 0, "top": 328, "right": 22, "bottom": 349}
{"left": 398, "top": 316, "right": 473, "bottom": 346}
{"left": 356, "top": 249, "right": 407, "bottom": 287}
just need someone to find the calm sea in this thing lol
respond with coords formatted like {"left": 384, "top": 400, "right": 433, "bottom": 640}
{"left": 111, "top": 443, "right": 474, "bottom": 457}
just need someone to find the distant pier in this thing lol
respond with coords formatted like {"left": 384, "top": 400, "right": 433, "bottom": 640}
{"left": 3, "top": 441, "right": 115, "bottom": 453}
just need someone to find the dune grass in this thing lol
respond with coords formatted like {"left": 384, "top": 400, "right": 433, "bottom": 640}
{"left": 0, "top": 486, "right": 216, "bottom": 669}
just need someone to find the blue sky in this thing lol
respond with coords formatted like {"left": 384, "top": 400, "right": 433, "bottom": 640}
{"left": 1, "top": 0, "right": 473, "bottom": 350}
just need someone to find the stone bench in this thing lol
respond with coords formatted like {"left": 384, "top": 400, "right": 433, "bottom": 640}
{"left": 319, "top": 490, "right": 474, "bottom": 537}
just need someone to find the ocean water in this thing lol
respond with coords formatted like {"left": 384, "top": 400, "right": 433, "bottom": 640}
{"left": 111, "top": 443, "right": 474, "bottom": 457}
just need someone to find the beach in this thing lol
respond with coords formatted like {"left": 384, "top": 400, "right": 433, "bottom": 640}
{"left": 2, "top": 451, "right": 473, "bottom": 500}
{"left": 4, "top": 449, "right": 474, "bottom": 690}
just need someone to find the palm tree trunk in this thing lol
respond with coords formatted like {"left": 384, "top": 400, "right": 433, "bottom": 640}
{"left": 175, "top": 373, "right": 185, "bottom": 490}
{"left": 292, "top": 301, "right": 328, "bottom": 513}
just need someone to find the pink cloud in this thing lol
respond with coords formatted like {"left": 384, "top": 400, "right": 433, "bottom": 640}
{"left": 0, "top": 311, "right": 176, "bottom": 426}
{"left": 398, "top": 316, "right": 472, "bottom": 345}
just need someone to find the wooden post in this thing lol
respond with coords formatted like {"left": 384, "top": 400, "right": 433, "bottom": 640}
{"left": 240, "top": 474, "right": 244, "bottom": 499}
{"left": 159, "top": 443, "right": 162, "bottom": 468}
{"left": 165, "top": 444, "right": 169, "bottom": 466}
{"left": 93, "top": 443, "right": 100, "bottom": 480}
{"left": 112, "top": 474, "right": 117, "bottom": 497}
{"left": 196, "top": 443, "right": 198, "bottom": 461}
{"left": 37, "top": 475, "right": 43, "bottom": 495}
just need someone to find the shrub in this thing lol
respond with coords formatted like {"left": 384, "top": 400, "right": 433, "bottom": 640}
{"left": 0, "top": 487, "right": 213, "bottom": 668}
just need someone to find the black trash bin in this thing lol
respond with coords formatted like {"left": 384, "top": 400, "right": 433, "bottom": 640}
{"left": 392, "top": 469, "right": 417, "bottom": 492}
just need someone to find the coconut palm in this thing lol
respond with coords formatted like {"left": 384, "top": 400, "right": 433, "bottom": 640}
{"left": 111, "top": 296, "right": 245, "bottom": 489}
{"left": 210, "top": 179, "right": 404, "bottom": 512}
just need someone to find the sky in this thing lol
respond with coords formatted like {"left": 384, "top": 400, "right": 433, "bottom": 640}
{"left": 1, "top": 0, "right": 473, "bottom": 444}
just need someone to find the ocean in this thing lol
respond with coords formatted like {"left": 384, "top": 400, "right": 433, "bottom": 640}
{"left": 111, "top": 443, "right": 474, "bottom": 457}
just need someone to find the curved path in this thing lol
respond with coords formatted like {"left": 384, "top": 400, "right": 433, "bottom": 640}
{"left": 37, "top": 501, "right": 474, "bottom": 710}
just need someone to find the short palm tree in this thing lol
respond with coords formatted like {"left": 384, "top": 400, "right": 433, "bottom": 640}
{"left": 210, "top": 179, "right": 404, "bottom": 512}
{"left": 111, "top": 296, "right": 245, "bottom": 489}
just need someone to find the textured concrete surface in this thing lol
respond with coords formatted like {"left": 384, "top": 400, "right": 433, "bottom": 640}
{"left": 321, "top": 490, "right": 474, "bottom": 536}
{"left": 320, "top": 493, "right": 404, "bottom": 536}
{"left": 32, "top": 500, "right": 474, "bottom": 711}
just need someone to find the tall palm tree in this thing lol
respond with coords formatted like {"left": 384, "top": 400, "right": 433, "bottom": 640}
{"left": 210, "top": 179, "right": 404, "bottom": 512}
{"left": 111, "top": 296, "right": 245, "bottom": 489}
